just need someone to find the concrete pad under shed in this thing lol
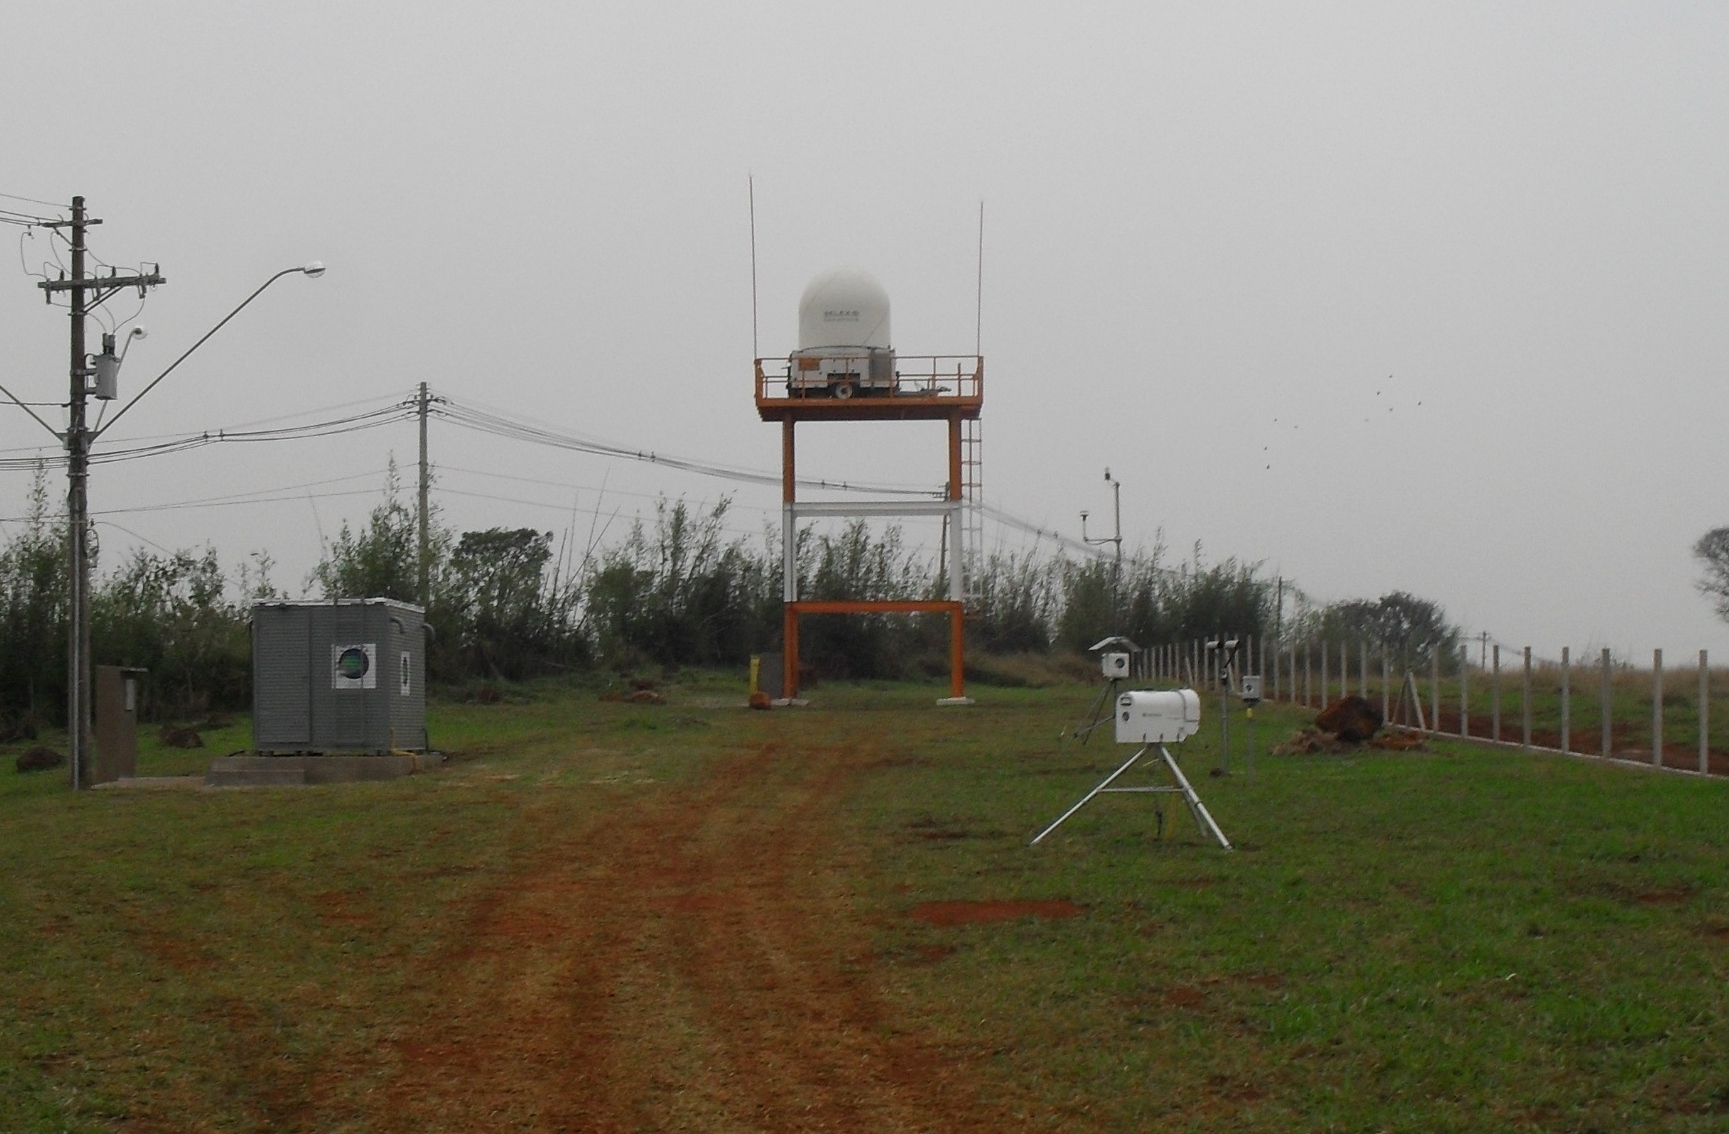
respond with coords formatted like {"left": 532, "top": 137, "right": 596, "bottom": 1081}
{"left": 92, "top": 775, "right": 207, "bottom": 791}
{"left": 206, "top": 753, "right": 443, "bottom": 788}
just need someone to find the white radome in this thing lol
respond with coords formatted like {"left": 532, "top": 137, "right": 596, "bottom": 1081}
{"left": 797, "top": 266, "right": 891, "bottom": 351}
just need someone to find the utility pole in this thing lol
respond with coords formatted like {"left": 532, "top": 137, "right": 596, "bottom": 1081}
{"left": 417, "top": 381, "right": 430, "bottom": 608}
{"left": 36, "top": 198, "right": 165, "bottom": 788}
{"left": 65, "top": 201, "right": 88, "bottom": 792}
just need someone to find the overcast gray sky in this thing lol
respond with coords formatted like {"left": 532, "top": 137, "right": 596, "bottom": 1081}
{"left": 3, "top": 1, "right": 1726, "bottom": 660}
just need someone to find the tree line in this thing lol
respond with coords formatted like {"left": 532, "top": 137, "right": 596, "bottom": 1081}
{"left": 0, "top": 465, "right": 1459, "bottom": 724}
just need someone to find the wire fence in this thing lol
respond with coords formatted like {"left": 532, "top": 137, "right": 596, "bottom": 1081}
{"left": 1135, "top": 637, "right": 1724, "bottom": 777}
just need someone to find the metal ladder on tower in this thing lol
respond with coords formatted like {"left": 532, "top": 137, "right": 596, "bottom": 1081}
{"left": 961, "top": 416, "right": 984, "bottom": 605}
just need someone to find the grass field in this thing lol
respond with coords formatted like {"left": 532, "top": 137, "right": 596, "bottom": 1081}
{"left": 2, "top": 674, "right": 1727, "bottom": 1131}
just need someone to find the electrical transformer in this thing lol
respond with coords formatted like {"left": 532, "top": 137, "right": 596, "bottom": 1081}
{"left": 252, "top": 599, "right": 427, "bottom": 754}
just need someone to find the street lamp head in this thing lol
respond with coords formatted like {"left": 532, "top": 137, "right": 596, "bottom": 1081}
{"left": 116, "top": 325, "right": 147, "bottom": 366}
{"left": 301, "top": 261, "right": 326, "bottom": 279}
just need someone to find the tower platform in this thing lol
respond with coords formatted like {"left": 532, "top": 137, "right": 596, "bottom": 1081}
{"left": 755, "top": 356, "right": 982, "bottom": 422}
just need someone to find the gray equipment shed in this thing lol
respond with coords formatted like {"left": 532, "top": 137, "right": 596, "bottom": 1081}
{"left": 252, "top": 599, "right": 428, "bottom": 754}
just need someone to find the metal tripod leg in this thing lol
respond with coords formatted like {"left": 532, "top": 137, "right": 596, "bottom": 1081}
{"left": 1158, "top": 745, "right": 1232, "bottom": 850}
{"left": 1071, "top": 678, "right": 1121, "bottom": 744}
{"left": 1030, "top": 744, "right": 1149, "bottom": 844}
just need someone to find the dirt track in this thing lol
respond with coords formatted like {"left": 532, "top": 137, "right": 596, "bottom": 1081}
{"left": 371, "top": 739, "right": 1030, "bottom": 1133}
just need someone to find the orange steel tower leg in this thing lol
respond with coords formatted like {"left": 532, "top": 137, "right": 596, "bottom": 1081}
{"left": 782, "top": 418, "right": 798, "bottom": 700}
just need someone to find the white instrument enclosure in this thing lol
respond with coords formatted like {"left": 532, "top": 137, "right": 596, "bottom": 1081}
{"left": 1115, "top": 689, "right": 1202, "bottom": 744}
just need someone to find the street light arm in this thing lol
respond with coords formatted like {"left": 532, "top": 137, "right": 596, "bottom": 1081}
{"left": 95, "top": 264, "right": 320, "bottom": 439}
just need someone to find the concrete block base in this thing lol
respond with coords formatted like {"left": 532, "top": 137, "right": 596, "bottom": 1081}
{"left": 207, "top": 752, "right": 443, "bottom": 788}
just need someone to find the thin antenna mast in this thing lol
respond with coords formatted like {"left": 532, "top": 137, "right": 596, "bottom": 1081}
{"left": 974, "top": 200, "right": 985, "bottom": 355}
{"left": 749, "top": 176, "right": 760, "bottom": 360}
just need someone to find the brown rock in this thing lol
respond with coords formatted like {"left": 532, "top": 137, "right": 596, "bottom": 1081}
{"left": 158, "top": 725, "right": 204, "bottom": 749}
{"left": 1315, "top": 696, "right": 1382, "bottom": 742}
{"left": 15, "top": 745, "right": 64, "bottom": 773}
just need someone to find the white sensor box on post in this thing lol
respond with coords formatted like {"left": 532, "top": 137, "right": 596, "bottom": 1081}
{"left": 1115, "top": 689, "right": 1202, "bottom": 744}
{"left": 1100, "top": 652, "right": 1131, "bottom": 679}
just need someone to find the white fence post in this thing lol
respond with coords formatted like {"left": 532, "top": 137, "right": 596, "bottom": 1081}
{"left": 1701, "top": 649, "right": 1710, "bottom": 774}
{"left": 1460, "top": 642, "right": 1469, "bottom": 738}
{"left": 1381, "top": 652, "right": 1390, "bottom": 724}
{"left": 1431, "top": 650, "right": 1441, "bottom": 734}
{"left": 1321, "top": 644, "right": 1329, "bottom": 708}
{"left": 1653, "top": 648, "right": 1664, "bottom": 768}
{"left": 1522, "top": 647, "right": 1532, "bottom": 749}
{"left": 1492, "top": 645, "right": 1502, "bottom": 742}
{"left": 1560, "top": 646, "right": 1571, "bottom": 755}
{"left": 1600, "top": 648, "right": 1612, "bottom": 759}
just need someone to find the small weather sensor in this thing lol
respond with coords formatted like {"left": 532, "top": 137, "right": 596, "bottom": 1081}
{"left": 1089, "top": 635, "right": 1138, "bottom": 679}
{"left": 1240, "top": 675, "right": 1263, "bottom": 706}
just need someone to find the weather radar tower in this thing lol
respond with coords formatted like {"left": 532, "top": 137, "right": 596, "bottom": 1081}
{"left": 756, "top": 267, "right": 983, "bottom": 703}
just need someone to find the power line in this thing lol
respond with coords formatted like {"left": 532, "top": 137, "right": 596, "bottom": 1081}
{"left": 88, "top": 468, "right": 392, "bottom": 516}
{"left": 94, "top": 487, "right": 383, "bottom": 517}
{"left": 0, "top": 402, "right": 415, "bottom": 471}
{"left": 435, "top": 394, "right": 945, "bottom": 498}
{"left": 0, "top": 206, "right": 63, "bottom": 227}
{"left": 92, "top": 519, "right": 174, "bottom": 555}
{"left": 436, "top": 487, "right": 768, "bottom": 542}
{"left": 0, "top": 376, "right": 1102, "bottom": 564}
{"left": 0, "top": 189, "right": 66, "bottom": 210}
{"left": 0, "top": 391, "right": 415, "bottom": 456}
{"left": 980, "top": 502, "right": 1109, "bottom": 559}
{"left": 438, "top": 463, "right": 770, "bottom": 515}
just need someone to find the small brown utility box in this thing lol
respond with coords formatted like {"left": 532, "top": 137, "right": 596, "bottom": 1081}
{"left": 93, "top": 665, "right": 148, "bottom": 786}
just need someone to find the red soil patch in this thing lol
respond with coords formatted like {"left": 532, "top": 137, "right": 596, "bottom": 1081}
{"left": 909, "top": 899, "right": 1086, "bottom": 927}
{"left": 309, "top": 891, "right": 373, "bottom": 927}
{"left": 1165, "top": 986, "right": 1207, "bottom": 1011}
{"left": 353, "top": 739, "right": 1056, "bottom": 1133}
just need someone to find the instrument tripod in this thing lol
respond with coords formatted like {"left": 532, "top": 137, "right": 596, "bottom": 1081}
{"left": 1030, "top": 742, "right": 1232, "bottom": 850}
{"left": 1068, "top": 676, "right": 1124, "bottom": 745}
